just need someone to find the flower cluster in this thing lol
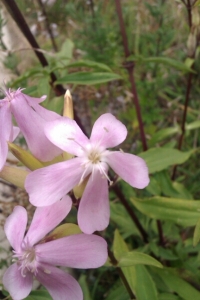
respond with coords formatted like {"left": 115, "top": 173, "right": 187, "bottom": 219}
{"left": 0, "top": 88, "right": 149, "bottom": 299}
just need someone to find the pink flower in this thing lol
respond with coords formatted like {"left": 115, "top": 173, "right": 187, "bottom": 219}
{"left": 0, "top": 88, "right": 62, "bottom": 162}
{"left": 0, "top": 101, "right": 20, "bottom": 171}
{"left": 25, "top": 113, "right": 149, "bottom": 234}
{"left": 3, "top": 196, "right": 108, "bottom": 300}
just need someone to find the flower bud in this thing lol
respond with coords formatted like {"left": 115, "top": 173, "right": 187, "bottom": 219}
{"left": 0, "top": 165, "right": 29, "bottom": 188}
{"left": 8, "top": 142, "right": 45, "bottom": 170}
{"left": 63, "top": 90, "right": 74, "bottom": 119}
{"left": 43, "top": 224, "right": 82, "bottom": 242}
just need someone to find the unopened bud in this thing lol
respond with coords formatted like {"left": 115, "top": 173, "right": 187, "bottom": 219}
{"left": 8, "top": 142, "right": 45, "bottom": 170}
{"left": 0, "top": 165, "right": 29, "bottom": 189}
{"left": 63, "top": 90, "right": 74, "bottom": 119}
{"left": 187, "top": 32, "right": 197, "bottom": 57}
{"left": 43, "top": 224, "right": 82, "bottom": 242}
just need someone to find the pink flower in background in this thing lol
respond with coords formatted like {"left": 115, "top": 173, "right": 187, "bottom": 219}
{"left": 26, "top": 113, "right": 149, "bottom": 234}
{"left": 3, "top": 196, "right": 108, "bottom": 300}
{"left": 0, "top": 88, "right": 62, "bottom": 162}
{"left": 0, "top": 101, "right": 20, "bottom": 171}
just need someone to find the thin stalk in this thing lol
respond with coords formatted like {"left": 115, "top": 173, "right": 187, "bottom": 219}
{"left": 112, "top": 184, "right": 148, "bottom": 243}
{"left": 37, "top": 0, "right": 58, "bottom": 51}
{"left": 172, "top": 0, "right": 194, "bottom": 180}
{"left": 1, "top": 0, "right": 63, "bottom": 95}
{"left": 108, "top": 248, "right": 136, "bottom": 299}
{"left": 115, "top": 0, "right": 166, "bottom": 246}
{"left": 171, "top": 72, "right": 193, "bottom": 180}
{"left": 115, "top": 0, "right": 147, "bottom": 151}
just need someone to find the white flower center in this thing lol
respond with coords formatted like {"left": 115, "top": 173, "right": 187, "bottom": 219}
{"left": 13, "top": 240, "right": 38, "bottom": 277}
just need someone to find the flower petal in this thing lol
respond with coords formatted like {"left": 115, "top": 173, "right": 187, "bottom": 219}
{"left": 24, "top": 94, "right": 60, "bottom": 121}
{"left": 107, "top": 151, "right": 150, "bottom": 188}
{"left": 90, "top": 113, "right": 127, "bottom": 148}
{"left": 4, "top": 206, "right": 27, "bottom": 251}
{"left": 0, "top": 102, "right": 12, "bottom": 171}
{"left": 78, "top": 170, "right": 110, "bottom": 234}
{"left": 3, "top": 263, "right": 33, "bottom": 300}
{"left": 10, "top": 93, "right": 62, "bottom": 161}
{"left": 25, "top": 196, "right": 72, "bottom": 246}
{"left": 45, "top": 118, "right": 89, "bottom": 156}
{"left": 11, "top": 126, "right": 20, "bottom": 141}
{"left": 36, "top": 263, "right": 83, "bottom": 300}
{"left": 35, "top": 234, "right": 108, "bottom": 268}
{"left": 25, "top": 158, "right": 83, "bottom": 207}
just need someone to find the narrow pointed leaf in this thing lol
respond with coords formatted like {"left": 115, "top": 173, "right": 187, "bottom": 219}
{"left": 155, "top": 269, "right": 200, "bottom": 300}
{"left": 134, "top": 265, "right": 158, "bottom": 300}
{"left": 139, "top": 148, "right": 193, "bottom": 173}
{"left": 130, "top": 197, "right": 200, "bottom": 227}
{"left": 118, "top": 251, "right": 163, "bottom": 268}
{"left": 56, "top": 72, "right": 121, "bottom": 85}
{"left": 193, "top": 218, "right": 200, "bottom": 246}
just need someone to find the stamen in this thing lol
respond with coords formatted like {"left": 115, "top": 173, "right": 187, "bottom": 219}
{"left": 44, "top": 269, "right": 51, "bottom": 274}
{"left": 67, "top": 137, "right": 86, "bottom": 151}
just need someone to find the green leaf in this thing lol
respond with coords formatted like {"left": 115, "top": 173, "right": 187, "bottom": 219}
{"left": 56, "top": 72, "right": 121, "bottom": 85}
{"left": 24, "top": 290, "right": 51, "bottom": 299}
{"left": 113, "top": 230, "right": 137, "bottom": 293}
{"left": 113, "top": 230, "right": 158, "bottom": 299}
{"left": 134, "top": 265, "right": 158, "bottom": 300}
{"left": 139, "top": 148, "right": 193, "bottom": 173}
{"left": 149, "top": 127, "right": 179, "bottom": 146}
{"left": 193, "top": 218, "right": 200, "bottom": 246}
{"left": 128, "top": 55, "right": 195, "bottom": 73}
{"left": 158, "top": 293, "right": 182, "bottom": 300}
{"left": 186, "top": 120, "right": 200, "bottom": 131}
{"left": 110, "top": 202, "right": 140, "bottom": 238}
{"left": 155, "top": 269, "right": 200, "bottom": 300}
{"left": 66, "top": 59, "right": 112, "bottom": 72}
{"left": 130, "top": 196, "right": 200, "bottom": 227}
{"left": 105, "top": 281, "right": 129, "bottom": 300}
{"left": 56, "top": 38, "right": 74, "bottom": 61}
{"left": 79, "top": 275, "right": 92, "bottom": 300}
{"left": 118, "top": 251, "right": 163, "bottom": 268}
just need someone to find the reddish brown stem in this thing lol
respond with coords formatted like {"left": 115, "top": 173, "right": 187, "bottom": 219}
{"left": 115, "top": 0, "right": 147, "bottom": 151}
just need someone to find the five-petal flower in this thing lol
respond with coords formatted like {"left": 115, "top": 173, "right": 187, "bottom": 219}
{"left": 25, "top": 113, "right": 149, "bottom": 234}
{"left": 3, "top": 196, "right": 108, "bottom": 300}
{"left": 0, "top": 88, "right": 62, "bottom": 163}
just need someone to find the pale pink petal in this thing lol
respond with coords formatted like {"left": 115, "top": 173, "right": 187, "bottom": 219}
{"left": 25, "top": 158, "right": 83, "bottom": 207}
{"left": 11, "top": 126, "right": 20, "bottom": 141}
{"left": 0, "top": 102, "right": 12, "bottom": 171}
{"left": 4, "top": 206, "right": 27, "bottom": 251}
{"left": 78, "top": 170, "right": 110, "bottom": 234}
{"left": 45, "top": 118, "right": 89, "bottom": 156}
{"left": 90, "top": 113, "right": 127, "bottom": 148}
{"left": 24, "top": 94, "right": 60, "bottom": 121}
{"left": 35, "top": 234, "right": 108, "bottom": 268}
{"left": 36, "top": 263, "right": 83, "bottom": 300}
{"left": 10, "top": 94, "right": 62, "bottom": 161}
{"left": 3, "top": 263, "right": 33, "bottom": 300}
{"left": 25, "top": 196, "right": 72, "bottom": 246}
{"left": 23, "top": 93, "right": 46, "bottom": 104}
{"left": 107, "top": 151, "right": 150, "bottom": 188}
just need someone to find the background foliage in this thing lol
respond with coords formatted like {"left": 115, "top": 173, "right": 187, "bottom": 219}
{"left": 1, "top": 0, "right": 200, "bottom": 299}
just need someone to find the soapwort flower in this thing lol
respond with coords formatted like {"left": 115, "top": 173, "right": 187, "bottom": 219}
{"left": 3, "top": 196, "right": 108, "bottom": 300}
{"left": 0, "top": 88, "right": 62, "bottom": 163}
{"left": 0, "top": 101, "right": 19, "bottom": 171}
{"left": 26, "top": 113, "right": 149, "bottom": 234}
